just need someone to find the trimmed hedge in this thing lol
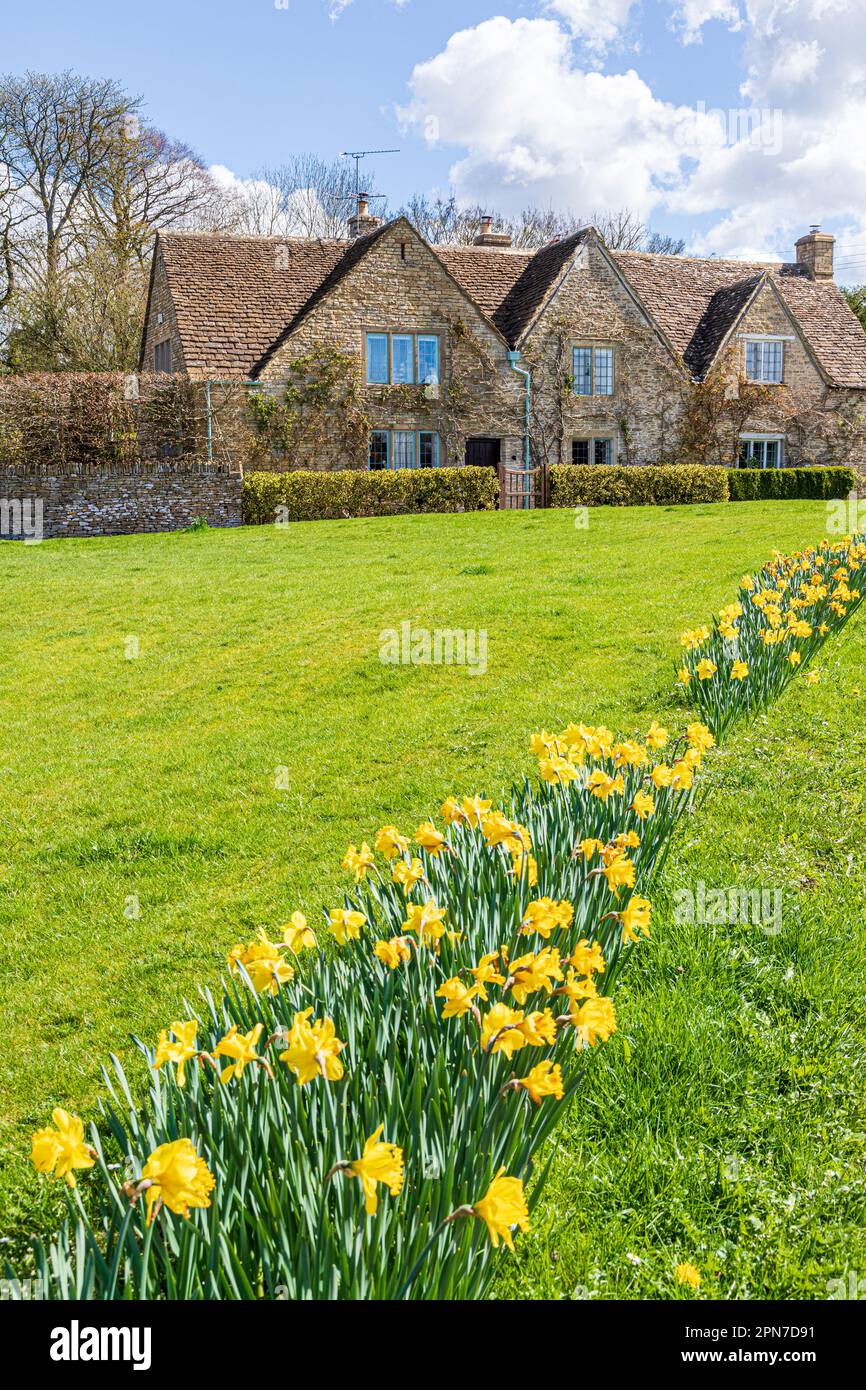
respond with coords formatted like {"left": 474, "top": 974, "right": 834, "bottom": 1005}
{"left": 243, "top": 466, "right": 498, "bottom": 524}
{"left": 727, "top": 466, "right": 856, "bottom": 501}
{"left": 548, "top": 464, "right": 729, "bottom": 508}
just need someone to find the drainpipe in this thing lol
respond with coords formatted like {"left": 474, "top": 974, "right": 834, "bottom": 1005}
{"left": 506, "top": 350, "right": 532, "bottom": 509}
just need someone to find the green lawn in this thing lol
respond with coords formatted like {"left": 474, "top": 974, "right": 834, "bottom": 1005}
{"left": 2, "top": 499, "right": 863, "bottom": 1294}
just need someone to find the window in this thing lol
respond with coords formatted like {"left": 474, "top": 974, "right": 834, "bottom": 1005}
{"left": 418, "top": 431, "right": 439, "bottom": 468}
{"left": 366, "top": 333, "right": 389, "bottom": 384}
{"left": 153, "top": 339, "right": 172, "bottom": 373}
{"left": 417, "top": 336, "right": 440, "bottom": 385}
{"left": 744, "top": 339, "right": 783, "bottom": 384}
{"left": 594, "top": 348, "right": 614, "bottom": 396}
{"left": 572, "top": 437, "right": 614, "bottom": 466}
{"left": 739, "top": 436, "right": 783, "bottom": 469}
{"left": 365, "top": 332, "right": 440, "bottom": 386}
{"left": 572, "top": 345, "right": 614, "bottom": 396}
{"left": 368, "top": 430, "right": 441, "bottom": 470}
{"left": 391, "top": 336, "right": 414, "bottom": 385}
{"left": 369, "top": 430, "right": 389, "bottom": 470}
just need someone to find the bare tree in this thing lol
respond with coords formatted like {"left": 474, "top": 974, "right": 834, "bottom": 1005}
{"left": 231, "top": 155, "right": 387, "bottom": 239}
{"left": 0, "top": 70, "right": 135, "bottom": 294}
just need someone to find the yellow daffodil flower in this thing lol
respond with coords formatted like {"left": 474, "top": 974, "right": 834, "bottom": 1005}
{"left": 154, "top": 1020, "right": 199, "bottom": 1088}
{"left": 436, "top": 976, "right": 482, "bottom": 1018}
{"left": 328, "top": 908, "right": 367, "bottom": 946}
{"left": 570, "top": 995, "right": 617, "bottom": 1047}
{"left": 30, "top": 1109, "right": 95, "bottom": 1188}
{"left": 141, "top": 1138, "right": 215, "bottom": 1225}
{"left": 344, "top": 1125, "right": 404, "bottom": 1215}
{"left": 473, "top": 1170, "right": 530, "bottom": 1250}
{"left": 373, "top": 936, "right": 412, "bottom": 969}
{"left": 283, "top": 911, "right": 317, "bottom": 953}
{"left": 518, "top": 1060, "right": 564, "bottom": 1105}
{"left": 213, "top": 1023, "right": 265, "bottom": 1084}
{"left": 279, "top": 1009, "right": 346, "bottom": 1085}
{"left": 374, "top": 825, "right": 408, "bottom": 860}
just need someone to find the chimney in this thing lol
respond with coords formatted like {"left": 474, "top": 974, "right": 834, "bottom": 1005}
{"left": 795, "top": 225, "right": 834, "bottom": 280}
{"left": 348, "top": 193, "right": 382, "bottom": 240}
{"left": 473, "top": 214, "right": 513, "bottom": 250}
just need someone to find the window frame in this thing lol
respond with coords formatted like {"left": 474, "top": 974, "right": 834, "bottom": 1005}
{"left": 368, "top": 429, "right": 442, "bottom": 470}
{"left": 572, "top": 344, "right": 615, "bottom": 397}
{"left": 365, "top": 331, "right": 441, "bottom": 387}
{"left": 572, "top": 436, "right": 615, "bottom": 466}
{"left": 743, "top": 338, "right": 784, "bottom": 385}
{"left": 738, "top": 435, "right": 785, "bottom": 469}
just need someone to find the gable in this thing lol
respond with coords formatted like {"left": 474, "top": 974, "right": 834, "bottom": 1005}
{"left": 258, "top": 220, "right": 513, "bottom": 379}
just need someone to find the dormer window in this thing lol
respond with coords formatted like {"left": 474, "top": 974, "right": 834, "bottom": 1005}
{"left": 744, "top": 338, "right": 783, "bottom": 384}
{"left": 573, "top": 346, "right": 614, "bottom": 396}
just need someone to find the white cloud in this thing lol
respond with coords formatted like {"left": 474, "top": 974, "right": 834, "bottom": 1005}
{"left": 396, "top": 1, "right": 866, "bottom": 278}
{"left": 668, "top": 0, "right": 743, "bottom": 45}
{"left": 545, "top": 0, "right": 637, "bottom": 53}
{"left": 398, "top": 17, "right": 704, "bottom": 220}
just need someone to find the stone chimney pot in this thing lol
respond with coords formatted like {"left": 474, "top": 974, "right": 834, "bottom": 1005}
{"left": 795, "top": 226, "right": 834, "bottom": 280}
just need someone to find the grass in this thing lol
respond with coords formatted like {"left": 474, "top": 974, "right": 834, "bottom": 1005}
{"left": 0, "top": 498, "right": 862, "bottom": 1293}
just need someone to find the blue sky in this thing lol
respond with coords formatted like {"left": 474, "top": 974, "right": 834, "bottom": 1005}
{"left": 5, "top": 0, "right": 866, "bottom": 278}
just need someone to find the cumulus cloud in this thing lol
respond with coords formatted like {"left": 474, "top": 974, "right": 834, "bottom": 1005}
{"left": 545, "top": 0, "right": 637, "bottom": 53}
{"left": 396, "top": 1, "right": 866, "bottom": 275}
{"left": 397, "top": 17, "right": 705, "bottom": 221}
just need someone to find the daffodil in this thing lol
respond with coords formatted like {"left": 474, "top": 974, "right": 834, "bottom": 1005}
{"left": 619, "top": 895, "right": 652, "bottom": 944}
{"left": 696, "top": 658, "right": 717, "bottom": 681}
{"left": 392, "top": 857, "right": 424, "bottom": 892}
{"left": 570, "top": 995, "right": 617, "bottom": 1047}
{"left": 587, "top": 770, "right": 625, "bottom": 802}
{"left": 570, "top": 938, "right": 605, "bottom": 976}
{"left": 30, "top": 1109, "right": 95, "bottom": 1188}
{"left": 344, "top": 1125, "right": 404, "bottom": 1215}
{"left": 601, "top": 854, "right": 636, "bottom": 895}
{"left": 480, "top": 1003, "right": 527, "bottom": 1058}
{"left": 473, "top": 1170, "right": 530, "bottom": 1250}
{"left": 374, "top": 825, "right": 408, "bottom": 860}
{"left": 646, "top": 720, "right": 669, "bottom": 749}
{"left": 279, "top": 1009, "right": 346, "bottom": 1085}
{"left": 508, "top": 947, "right": 563, "bottom": 1004}
{"left": 213, "top": 1023, "right": 265, "bottom": 1084}
{"left": 518, "top": 1060, "right": 564, "bottom": 1105}
{"left": 403, "top": 899, "right": 447, "bottom": 946}
{"left": 631, "top": 790, "right": 655, "bottom": 820}
{"left": 140, "top": 1138, "right": 215, "bottom": 1225}
{"left": 154, "top": 1020, "right": 199, "bottom": 1088}
{"left": 414, "top": 822, "right": 447, "bottom": 856}
{"left": 518, "top": 1009, "right": 557, "bottom": 1046}
{"left": 328, "top": 908, "right": 367, "bottom": 946}
{"left": 436, "top": 976, "right": 481, "bottom": 1018}
{"left": 471, "top": 951, "right": 507, "bottom": 997}
{"left": 686, "top": 722, "right": 715, "bottom": 753}
{"left": 283, "top": 911, "right": 317, "bottom": 952}
{"left": 579, "top": 837, "right": 605, "bottom": 859}
{"left": 228, "top": 933, "right": 294, "bottom": 996}
{"left": 519, "top": 897, "right": 573, "bottom": 938}
{"left": 342, "top": 842, "right": 375, "bottom": 881}
{"left": 731, "top": 659, "right": 749, "bottom": 680}
{"left": 373, "top": 936, "right": 412, "bottom": 969}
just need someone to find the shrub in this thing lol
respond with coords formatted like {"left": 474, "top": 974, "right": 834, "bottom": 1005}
{"left": 727, "top": 466, "right": 856, "bottom": 501}
{"left": 548, "top": 464, "right": 729, "bottom": 508}
{"left": 243, "top": 466, "right": 498, "bottom": 524}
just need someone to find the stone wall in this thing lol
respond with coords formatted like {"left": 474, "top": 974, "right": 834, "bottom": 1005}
{"left": 0, "top": 463, "right": 242, "bottom": 540}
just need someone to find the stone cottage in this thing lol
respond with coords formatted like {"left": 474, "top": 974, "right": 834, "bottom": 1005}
{"left": 140, "top": 198, "right": 866, "bottom": 474}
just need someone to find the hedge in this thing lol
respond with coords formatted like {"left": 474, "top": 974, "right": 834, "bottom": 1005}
{"left": 727, "top": 466, "right": 856, "bottom": 501}
{"left": 548, "top": 464, "right": 729, "bottom": 508}
{"left": 243, "top": 466, "right": 498, "bottom": 524}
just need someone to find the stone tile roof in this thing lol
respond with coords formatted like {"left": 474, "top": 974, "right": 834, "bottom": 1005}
{"left": 154, "top": 225, "right": 866, "bottom": 389}
{"left": 610, "top": 249, "right": 866, "bottom": 386}
{"left": 158, "top": 231, "right": 349, "bottom": 378}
